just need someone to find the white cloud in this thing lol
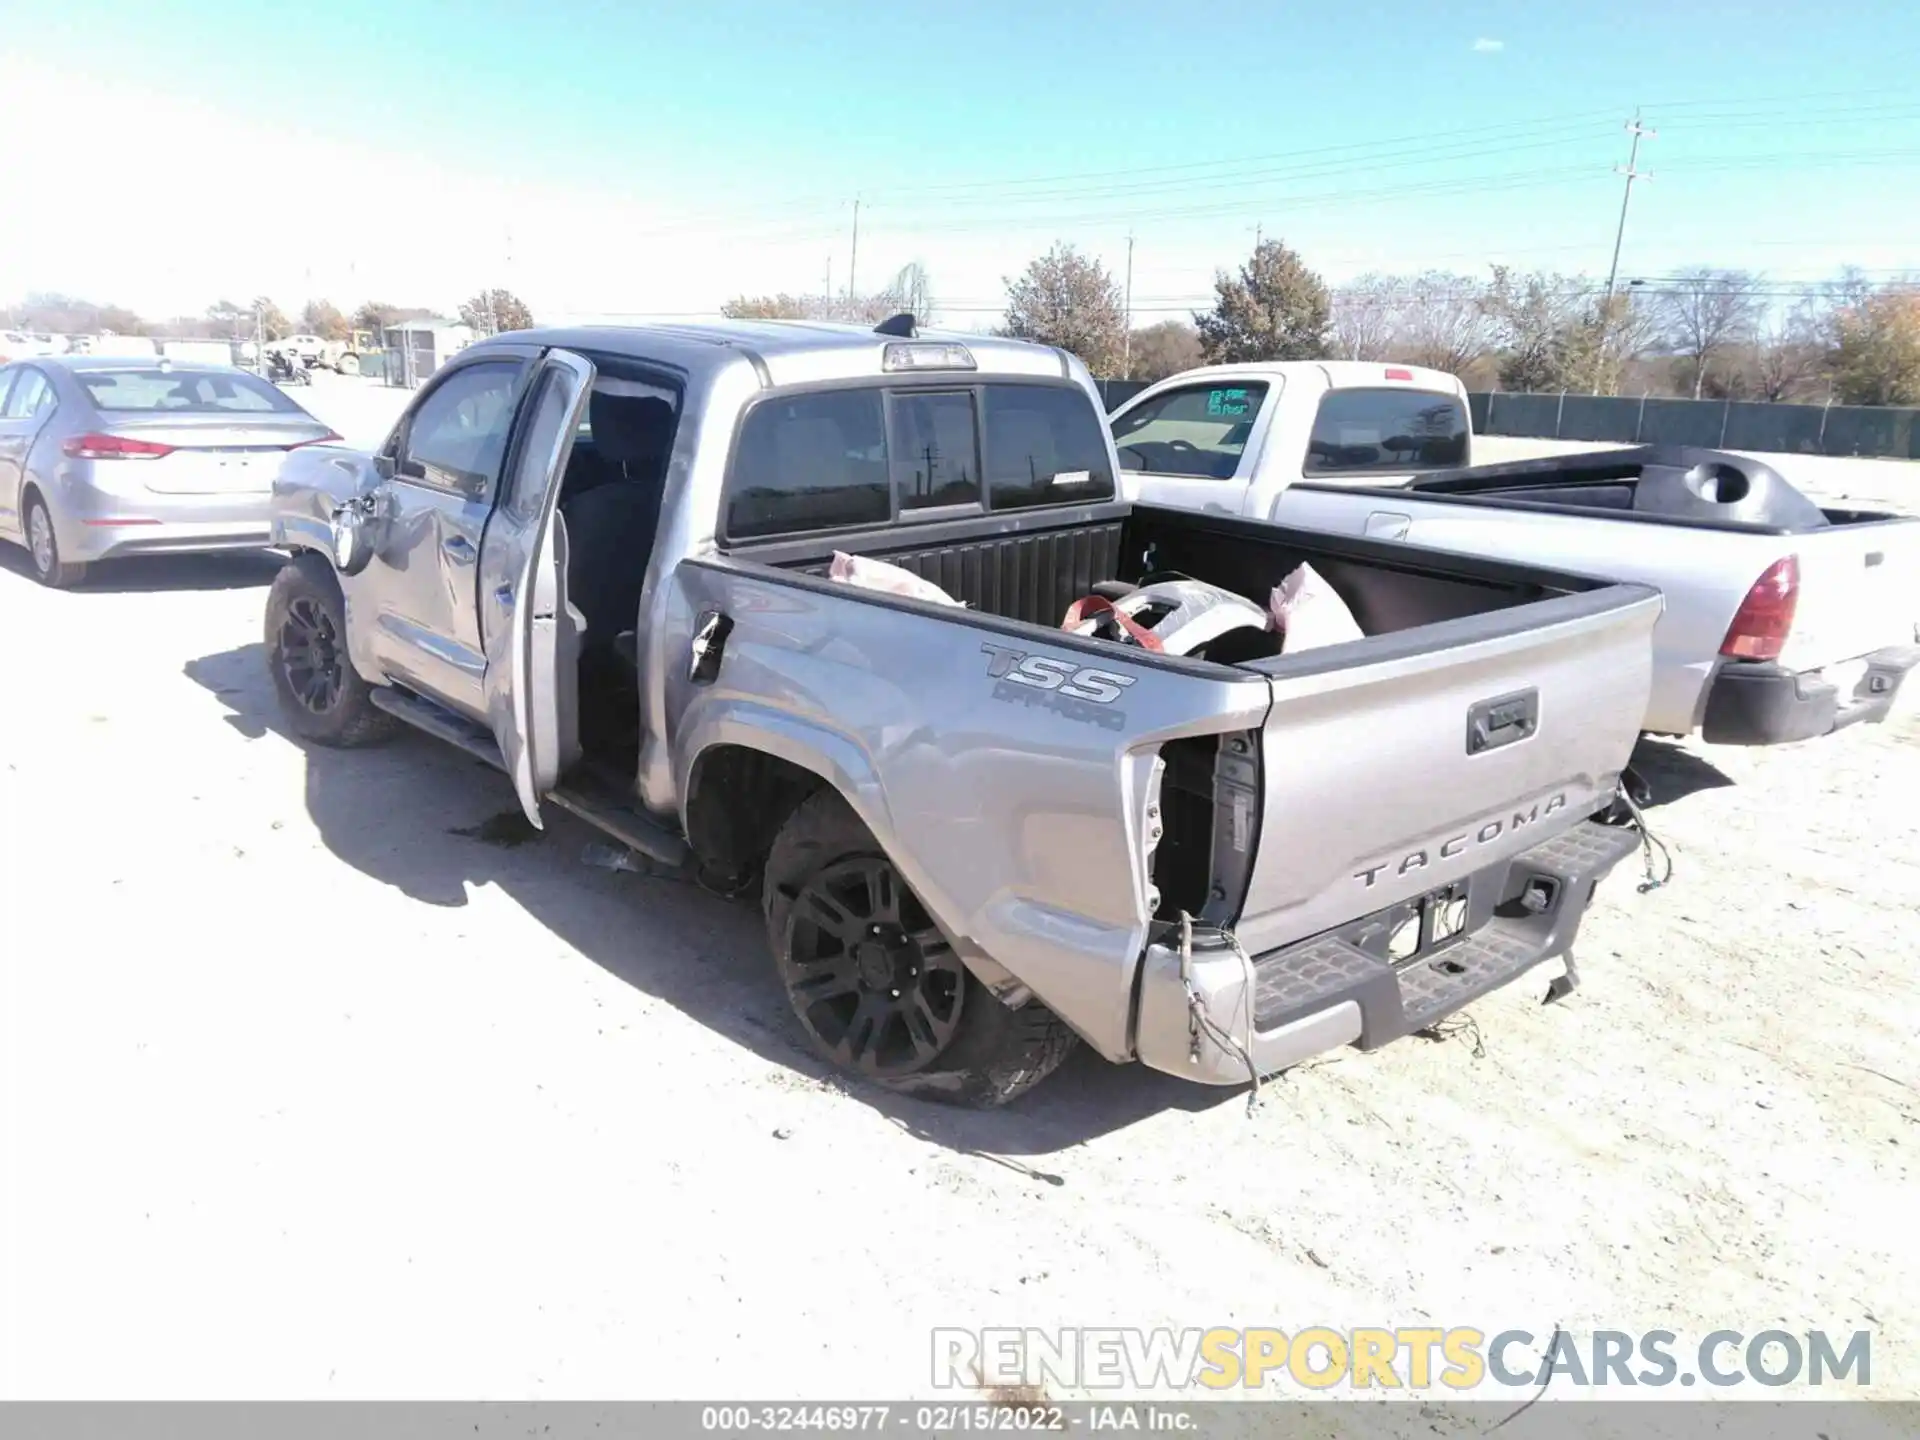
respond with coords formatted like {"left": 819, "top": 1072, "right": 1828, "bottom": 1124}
{"left": 1472, "top": 37, "right": 1505, "bottom": 52}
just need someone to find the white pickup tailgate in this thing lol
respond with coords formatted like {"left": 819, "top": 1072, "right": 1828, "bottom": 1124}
{"left": 1776, "top": 517, "right": 1920, "bottom": 674}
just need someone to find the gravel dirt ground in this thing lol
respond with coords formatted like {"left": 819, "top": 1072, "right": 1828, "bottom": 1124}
{"left": 2, "top": 375, "right": 1915, "bottom": 1424}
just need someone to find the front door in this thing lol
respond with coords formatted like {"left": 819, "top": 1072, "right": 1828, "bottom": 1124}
{"left": 476, "top": 350, "right": 597, "bottom": 827}
{"left": 348, "top": 355, "right": 531, "bottom": 719}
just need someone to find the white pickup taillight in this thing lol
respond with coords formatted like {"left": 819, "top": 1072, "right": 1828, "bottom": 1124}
{"left": 1720, "top": 555, "right": 1799, "bottom": 661}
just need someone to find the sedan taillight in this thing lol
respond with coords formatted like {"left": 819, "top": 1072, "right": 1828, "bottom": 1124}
{"left": 62, "top": 433, "right": 175, "bottom": 460}
{"left": 284, "top": 430, "right": 345, "bottom": 450}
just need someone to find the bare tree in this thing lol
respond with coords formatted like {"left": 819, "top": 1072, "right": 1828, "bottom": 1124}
{"left": 1589, "top": 290, "right": 1663, "bottom": 396}
{"left": 1739, "top": 299, "right": 1830, "bottom": 402}
{"left": 1656, "top": 268, "right": 1765, "bottom": 399}
{"left": 1395, "top": 271, "right": 1496, "bottom": 376}
{"left": 1329, "top": 274, "right": 1402, "bottom": 361}
{"left": 723, "top": 263, "right": 934, "bottom": 327}
{"left": 1000, "top": 244, "right": 1127, "bottom": 374}
{"left": 1482, "top": 268, "right": 1596, "bottom": 392}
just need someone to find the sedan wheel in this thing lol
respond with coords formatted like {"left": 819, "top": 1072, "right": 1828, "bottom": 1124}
{"left": 23, "top": 496, "right": 86, "bottom": 588}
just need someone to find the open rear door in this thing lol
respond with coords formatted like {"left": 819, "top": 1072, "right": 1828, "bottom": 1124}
{"left": 479, "top": 349, "right": 597, "bottom": 827}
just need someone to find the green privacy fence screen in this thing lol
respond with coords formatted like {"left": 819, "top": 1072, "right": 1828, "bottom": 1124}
{"left": 1470, "top": 392, "right": 1919, "bottom": 460}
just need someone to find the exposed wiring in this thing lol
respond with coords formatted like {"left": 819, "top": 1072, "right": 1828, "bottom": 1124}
{"left": 1178, "top": 912, "right": 1264, "bottom": 1114}
{"left": 1618, "top": 786, "right": 1675, "bottom": 893}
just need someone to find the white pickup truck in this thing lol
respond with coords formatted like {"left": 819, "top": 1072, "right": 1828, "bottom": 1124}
{"left": 1113, "top": 362, "right": 1920, "bottom": 745}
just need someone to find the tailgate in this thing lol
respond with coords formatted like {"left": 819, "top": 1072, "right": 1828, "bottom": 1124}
{"left": 1231, "top": 584, "right": 1661, "bottom": 955}
{"left": 1777, "top": 518, "right": 1920, "bottom": 674}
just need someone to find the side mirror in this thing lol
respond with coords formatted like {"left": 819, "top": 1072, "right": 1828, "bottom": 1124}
{"left": 329, "top": 497, "right": 376, "bottom": 576}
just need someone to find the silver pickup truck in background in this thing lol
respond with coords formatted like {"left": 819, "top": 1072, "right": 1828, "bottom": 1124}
{"left": 264, "top": 320, "right": 1660, "bottom": 1107}
{"left": 1114, "top": 362, "right": 1920, "bottom": 745}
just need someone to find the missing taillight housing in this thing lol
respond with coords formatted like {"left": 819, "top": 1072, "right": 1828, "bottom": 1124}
{"left": 1720, "top": 555, "right": 1799, "bottom": 661}
{"left": 1149, "top": 731, "right": 1262, "bottom": 926}
{"left": 62, "top": 433, "right": 174, "bottom": 460}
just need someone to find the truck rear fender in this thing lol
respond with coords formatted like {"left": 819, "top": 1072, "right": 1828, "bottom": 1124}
{"left": 661, "top": 557, "right": 1273, "bottom": 1062}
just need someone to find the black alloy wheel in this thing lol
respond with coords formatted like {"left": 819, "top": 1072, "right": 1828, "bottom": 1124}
{"left": 775, "top": 853, "right": 968, "bottom": 1077}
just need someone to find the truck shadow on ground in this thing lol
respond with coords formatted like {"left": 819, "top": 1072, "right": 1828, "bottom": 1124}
{"left": 0, "top": 545, "right": 284, "bottom": 594}
{"left": 1628, "top": 737, "right": 1735, "bottom": 810}
{"left": 183, "top": 642, "right": 1229, "bottom": 1158}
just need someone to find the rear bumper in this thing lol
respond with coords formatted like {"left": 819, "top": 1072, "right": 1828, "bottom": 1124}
{"left": 51, "top": 473, "right": 274, "bottom": 562}
{"left": 66, "top": 517, "right": 274, "bottom": 561}
{"left": 1135, "top": 818, "right": 1640, "bottom": 1086}
{"left": 1699, "top": 644, "right": 1919, "bottom": 746}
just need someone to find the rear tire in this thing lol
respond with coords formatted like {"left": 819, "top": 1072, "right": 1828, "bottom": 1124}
{"left": 763, "top": 790, "right": 1077, "bottom": 1107}
{"left": 24, "top": 492, "right": 87, "bottom": 589}
{"left": 336, "top": 352, "right": 361, "bottom": 376}
{"left": 264, "top": 555, "right": 400, "bottom": 747}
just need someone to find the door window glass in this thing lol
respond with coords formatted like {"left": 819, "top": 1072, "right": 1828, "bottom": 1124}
{"left": 1110, "top": 382, "right": 1268, "bottom": 478}
{"left": 399, "top": 361, "right": 523, "bottom": 497}
{"left": 1, "top": 369, "right": 52, "bottom": 420}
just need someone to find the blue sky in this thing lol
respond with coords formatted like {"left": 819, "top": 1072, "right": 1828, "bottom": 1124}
{"left": 2, "top": 0, "right": 1915, "bottom": 327}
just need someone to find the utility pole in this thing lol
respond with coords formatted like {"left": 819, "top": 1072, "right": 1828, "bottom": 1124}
{"left": 1595, "top": 110, "right": 1655, "bottom": 392}
{"left": 1122, "top": 231, "right": 1136, "bottom": 379}
{"left": 824, "top": 256, "right": 832, "bottom": 301}
{"left": 1603, "top": 110, "right": 1655, "bottom": 302}
{"left": 848, "top": 198, "right": 860, "bottom": 300}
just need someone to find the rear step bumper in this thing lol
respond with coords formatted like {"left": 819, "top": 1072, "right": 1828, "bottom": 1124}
{"left": 1135, "top": 818, "right": 1641, "bottom": 1086}
{"left": 1701, "top": 643, "right": 1918, "bottom": 746}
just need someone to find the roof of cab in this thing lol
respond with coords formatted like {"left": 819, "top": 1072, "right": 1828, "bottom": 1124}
{"left": 1133, "top": 359, "right": 1463, "bottom": 391}
{"left": 464, "top": 319, "right": 1078, "bottom": 388}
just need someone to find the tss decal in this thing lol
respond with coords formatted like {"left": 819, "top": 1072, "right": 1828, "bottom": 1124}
{"left": 980, "top": 643, "right": 1137, "bottom": 728}
{"left": 980, "top": 644, "right": 1136, "bottom": 703}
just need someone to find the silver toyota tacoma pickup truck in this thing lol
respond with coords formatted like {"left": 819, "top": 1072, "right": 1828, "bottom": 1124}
{"left": 263, "top": 319, "right": 1662, "bottom": 1106}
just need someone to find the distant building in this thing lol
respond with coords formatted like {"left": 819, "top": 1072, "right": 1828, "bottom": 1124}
{"left": 382, "top": 318, "right": 475, "bottom": 387}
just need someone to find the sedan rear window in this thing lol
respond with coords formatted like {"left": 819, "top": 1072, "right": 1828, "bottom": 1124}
{"left": 1305, "top": 388, "right": 1468, "bottom": 475}
{"left": 77, "top": 368, "right": 302, "bottom": 414}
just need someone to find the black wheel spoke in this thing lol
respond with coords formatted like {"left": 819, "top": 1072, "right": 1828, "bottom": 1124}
{"left": 838, "top": 997, "right": 882, "bottom": 1067}
{"left": 801, "top": 887, "right": 863, "bottom": 943}
{"left": 788, "top": 961, "right": 860, "bottom": 1005}
{"left": 866, "top": 865, "right": 899, "bottom": 924}
{"left": 903, "top": 992, "right": 944, "bottom": 1060}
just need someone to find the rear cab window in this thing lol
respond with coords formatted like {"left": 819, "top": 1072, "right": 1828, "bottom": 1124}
{"left": 724, "top": 381, "right": 1113, "bottom": 543}
{"left": 1305, "top": 388, "right": 1468, "bottom": 475}
{"left": 77, "top": 368, "right": 302, "bottom": 414}
{"left": 1111, "top": 381, "right": 1268, "bottom": 479}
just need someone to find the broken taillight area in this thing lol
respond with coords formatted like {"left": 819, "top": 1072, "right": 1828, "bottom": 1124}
{"left": 1720, "top": 555, "right": 1799, "bottom": 661}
